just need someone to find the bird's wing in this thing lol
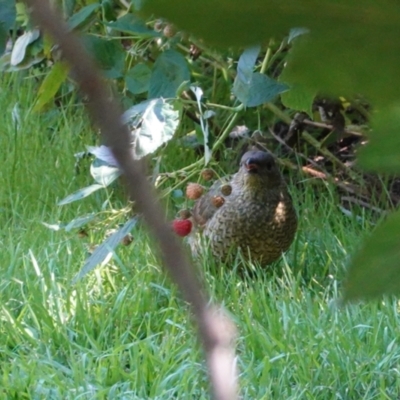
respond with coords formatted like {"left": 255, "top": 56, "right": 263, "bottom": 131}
{"left": 192, "top": 176, "right": 232, "bottom": 228}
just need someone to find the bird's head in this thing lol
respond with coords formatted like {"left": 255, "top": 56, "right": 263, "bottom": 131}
{"left": 238, "top": 150, "right": 282, "bottom": 190}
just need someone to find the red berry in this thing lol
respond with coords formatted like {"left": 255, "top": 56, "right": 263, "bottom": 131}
{"left": 172, "top": 219, "right": 192, "bottom": 237}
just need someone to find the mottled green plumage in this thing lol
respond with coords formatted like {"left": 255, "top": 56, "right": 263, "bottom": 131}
{"left": 192, "top": 150, "right": 297, "bottom": 265}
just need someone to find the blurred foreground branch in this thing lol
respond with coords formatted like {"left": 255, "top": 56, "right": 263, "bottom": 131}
{"left": 24, "top": 1, "right": 238, "bottom": 398}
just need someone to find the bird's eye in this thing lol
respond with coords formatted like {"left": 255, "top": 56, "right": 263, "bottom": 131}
{"left": 264, "top": 161, "right": 273, "bottom": 171}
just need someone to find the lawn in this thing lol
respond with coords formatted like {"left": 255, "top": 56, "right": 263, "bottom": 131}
{"left": 1, "top": 74, "right": 399, "bottom": 399}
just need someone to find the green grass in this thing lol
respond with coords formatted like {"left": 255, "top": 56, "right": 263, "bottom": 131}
{"left": 1, "top": 74, "right": 400, "bottom": 399}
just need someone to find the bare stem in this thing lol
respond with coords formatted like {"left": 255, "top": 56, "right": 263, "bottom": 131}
{"left": 24, "top": 2, "right": 239, "bottom": 399}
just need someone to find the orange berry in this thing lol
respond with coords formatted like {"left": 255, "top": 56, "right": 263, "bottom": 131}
{"left": 186, "top": 183, "right": 204, "bottom": 200}
{"left": 201, "top": 168, "right": 215, "bottom": 181}
{"left": 163, "top": 24, "right": 176, "bottom": 38}
{"left": 220, "top": 184, "right": 232, "bottom": 196}
{"left": 189, "top": 44, "right": 202, "bottom": 60}
{"left": 154, "top": 19, "right": 164, "bottom": 32}
{"left": 121, "top": 234, "right": 133, "bottom": 246}
{"left": 211, "top": 195, "right": 225, "bottom": 208}
{"left": 77, "top": 228, "right": 88, "bottom": 238}
{"left": 179, "top": 209, "right": 192, "bottom": 220}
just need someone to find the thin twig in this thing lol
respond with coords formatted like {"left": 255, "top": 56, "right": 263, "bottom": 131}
{"left": 24, "top": 2, "right": 239, "bottom": 399}
{"left": 301, "top": 166, "right": 327, "bottom": 179}
{"left": 301, "top": 131, "right": 360, "bottom": 181}
{"left": 267, "top": 126, "right": 372, "bottom": 202}
{"left": 266, "top": 101, "right": 366, "bottom": 176}
{"left": 341, "top": 196, "right": 386, "bottom": 214}
{"left": 302, "top": 119, "right": 364, "bottom": 137}
{"left": 176, "top": 43, "right": 228, "bottom": 70}
{"left": 267, "top": 126, "right": 323, "bottom": 171}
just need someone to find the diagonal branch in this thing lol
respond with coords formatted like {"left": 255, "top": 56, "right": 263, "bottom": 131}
{"left": 24, "top": 1, "right": 238, "bottom": 399}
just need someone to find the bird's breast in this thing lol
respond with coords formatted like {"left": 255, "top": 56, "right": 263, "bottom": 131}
{"left": 202, "top": 188, "right": 297, "bottom": 264}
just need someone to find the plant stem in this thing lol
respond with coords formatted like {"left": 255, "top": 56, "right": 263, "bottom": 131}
{"left": 265, "top": 102, "right": 291, "bottom": 124}
{"left": 207, "top": 102, "right": 244, "bottom": 112}
{"left": 211, "top": 110, "right": 242, "bottom": 154}
{"left": 181, "top": 98, "right": 243, "bottom": 113}
{"left": 260, "top": 46, "right": 272, "bottom": 74}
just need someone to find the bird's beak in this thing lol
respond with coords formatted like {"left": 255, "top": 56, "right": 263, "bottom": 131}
{"left": 245, "top": 160, "right": 259, "bottom": 172}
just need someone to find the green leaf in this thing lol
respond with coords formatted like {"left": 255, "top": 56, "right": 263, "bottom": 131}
{"left": 343, "top": 210, "right": 400, "bottom": 302}
{"left": 62, "top": 0, "right": 76, "bottom": 18}
{"left": 72, "top": 218, "right": 138, "bottom": 283}
{"left": 0, "top": 0, "right": 16, "bottom": 54}
{"left": 246, "top": 73, "right": 288, "bottom": 107}
{"left": 87, "top": 145, "right": 119, "bottom": 167}
{"left": 139, "top": 0, "right": 400, "bottom": 105}
{"left": 139, "top": 0, "right": 293, "bottom": 45}
{"left": 280, "top": 82, "right": 316, "bottom": 116}
{"left": 67, "top": 3, "right": 100, "bottom": 31}
{"left": 123, "top": 99, "right": 152, "bottom": 121}
{"left": 357, "top": 104, "right": 400, "bottom": 173}
{"left": 10, "top": 29, "right": 40, "bottom": 66}
{"left": 191, "top": 86, "right": 212, "bottom": 163}
{"left": 0, "top": 52, "right": 44, "bottom": 71}
{"left": 0, "top": 0, "right": 16, "bottom": 29}
{"left": 126, "top": 63, "right": 151, "bottom": 94}
{"left": 90, "top": 158, "right": 121, "bottom": 186}
{"left": 65, "top": 213, "right": 96, "bottom": 232}
{"left": 33, "top": 62, "right": 69, "bottom": 112}
{"left": 232, "top": 46, "right": 260, "bottom": 105}
{"left": 83, "top": 35, "right": 125, "bottom": 78}
{"left": 58, "top": 184, "right": 104, "bottom": 206}
{"left": 148, "top": 49, "right": 190, "bottom": 99}
{"left": 287, "top": 27, "right": 309, "bottom": 43}
{"left": 132, "top": 0, "right": 144, "bottom": 11}
{"left": 233, "top": 47, "right": 288, "bottom": 107}
{"left": 0, "top": 24, "right": 7, "bottom": 56}
{"left": 42, "top": 222, "right": 64, "bottom": 231}
{"left": 123, "top": 98, "right": 180, "bottom": 158}
{"left": 136, "top": 99, "right": 179, "bottom": 158}
{"left": 101, "top": 0, "right": 117, "bottom": 22}
{"left": 105, "top": 13, "right": 159, "bottom": 37}
{"left": 284, "top": 29, "right": 400, "bottom": 106}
